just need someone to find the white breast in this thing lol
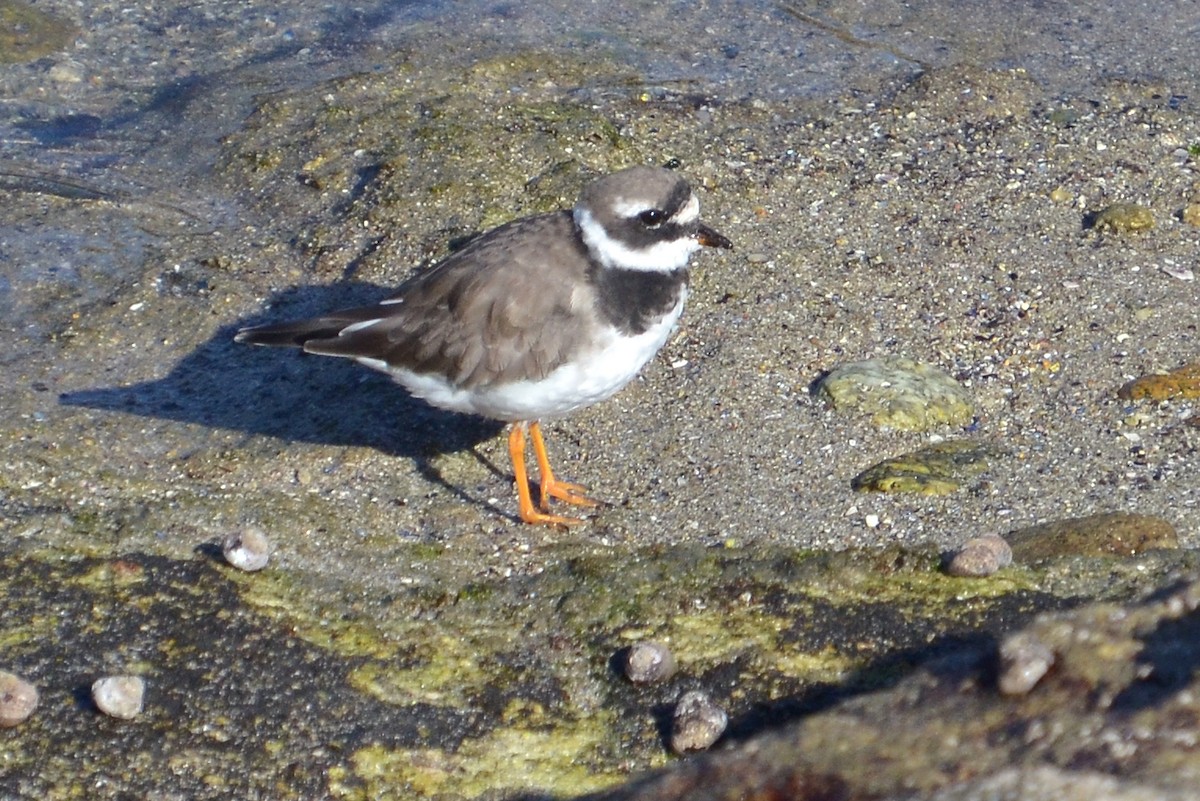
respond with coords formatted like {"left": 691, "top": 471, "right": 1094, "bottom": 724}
{"left": 363, "top": 290, "right": 687, "bottom": 422}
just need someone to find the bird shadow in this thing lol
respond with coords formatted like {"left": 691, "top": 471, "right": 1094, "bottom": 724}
{"left": 59, "top": 283, "right": 506, "bottom": 506}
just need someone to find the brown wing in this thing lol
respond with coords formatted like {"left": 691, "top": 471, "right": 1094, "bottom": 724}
{"left": 241, "top": 212, "right": 598, "bottom": 389}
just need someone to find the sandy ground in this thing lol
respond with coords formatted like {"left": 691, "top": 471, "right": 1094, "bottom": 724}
{"left": 7, "top": 57, "right": 1197, "bottom": 586}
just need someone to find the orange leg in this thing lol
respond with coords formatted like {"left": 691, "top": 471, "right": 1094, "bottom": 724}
{"left": 508, "top": 423, "right": 590, "bottom": 526}
{"left": 528, "top": 422, "right": 599, "bottom": 512}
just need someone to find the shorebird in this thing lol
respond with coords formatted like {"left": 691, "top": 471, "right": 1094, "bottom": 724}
{"left": 236, "top": 166, "right": 731, "bottom": 525}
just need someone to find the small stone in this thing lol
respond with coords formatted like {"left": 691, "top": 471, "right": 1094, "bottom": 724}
{"left": 1092, "top": 202, "right": 1154, "bottom": 233}
{"left": 816, "top": 357, "right": 974, "bottom": 431}
{"left": 222, "top": 526, "right": 271, "bottom": 571}
{"left": 945, "top": 535, "right": 1013, "bottom": 577}
{"left": 998, "top": 631, "right": 1055, "bottom": 695}
{"left": 47, "top": 60, "right": 84, "bottom": 83}
{"left": 1048, "top": 186, "right": 1072, "bottom": 203}
{"left": 670, "top": 690, "right": 727, "bottom": 754}
{"left": 0, "top": 670, "right": 39, "bottom": 728}
{"left": 624, "top": 642, "right": 676, "bottom": 684}
{"left": 1159, "top": 262, "right": 1194, "bottom": 281}
{"left": 92, "top": 675, "right": 145, "bottom": 719}
{"left": 1181, "top": 203, "right": 1200, "bottom": 227}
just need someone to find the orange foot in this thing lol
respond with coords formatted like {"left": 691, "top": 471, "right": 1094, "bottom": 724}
{"left": 528, "top": 422, "right": 600, "bottom": 512}
{"left": 508, "top": 422, "right": 599, "bottom": 526}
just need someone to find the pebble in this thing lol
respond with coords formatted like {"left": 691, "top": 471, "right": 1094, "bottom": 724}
{"left": 1159, "top": 262, "right": 1194, "bottom": 281}
{"left": 0, "top": 670, "right": 39, "bottom": 728}
{"left": 623, "top": 641, "right": 677, "bottom": 684}
{"left": 92, "top": 675, "right": 145, "bottom": 719}
{"left": 47, "top": 60, "right": 85, "bottom": 84}
{"left": 1092, "top": 202, "right": 1154, "bottom": 233}
{"left": 1180, "top": 203, "right": 1200, "bottom": 227}
{"left": 816, "top": 357, "right": 974, "bottom": 431}
{"left": 945, "top": 535, "right": 1013, "bottom": 577}
{"left": 1048, "top": 186, "right": 1072, "bottom": 203}
{"left": 852, "top": 440, "right": 996, "bottom": 495}
{"left": 997, "top": 631, "right": 1055, "bottom": 695}
{"left": 670, "top": 690, "right": 727, "bottom": 754}
{"left": 222, "top": 526, "right": 271, "bottom": 571}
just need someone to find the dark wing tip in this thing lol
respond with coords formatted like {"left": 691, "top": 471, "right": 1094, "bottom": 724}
{"left": 234, "top": 320, "right": 346, "bottom": 348}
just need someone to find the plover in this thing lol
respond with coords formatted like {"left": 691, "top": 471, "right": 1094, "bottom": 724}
{"left": 236, "top": 165, "right": 732, "bottom": 525}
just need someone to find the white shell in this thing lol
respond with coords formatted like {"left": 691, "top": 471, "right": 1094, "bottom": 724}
{"left": 92, "top": 675, "right": 145, "bottom": 719}
{"left": 0, "top": 670, "right": 39, "bottom": 727}
{"left": 624, "top": 641, "right": 677, "bottom": 684}
{"left": 222, "top": 527, "right": 271, "bottom": 572}
{"left": 670, "top": 690, "right": 727, "bottom": 753}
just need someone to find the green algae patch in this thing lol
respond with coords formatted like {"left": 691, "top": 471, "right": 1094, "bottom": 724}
{"left": 348, "top": 639, "right": 491, "bottom": 706}
{"left": 790, "top": 547, "right": 1036, "bottom": 609}
{"left": 665, "top": 609, "right": 858, "bottom": 685}
{"left": 226, "top": 567, "right": 400, "bottom": 660}
{"left": 816, "top": 357, "right": 974, "bottom": 431}
{"left": 335, "top": 714, "right": 624, "bottom": 801}
{"left": 852, "top": 440, "right": 1000, "bottom": 494}
{"left": 0, "top": 0, "right": 76, "bottom": 63}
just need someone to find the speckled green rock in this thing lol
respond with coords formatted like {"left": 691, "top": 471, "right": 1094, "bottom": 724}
{"left": 817, "top": 357, "right": 975, "bottom": 431}
{"left": 0, "top": 0, "right": 76, "bottom": 63}
{"left": 852, "top": 440, "right": 998, "bottom": 494}
{"left": 1092, "top": 202, "right": 1154, "bottom": 233}
{"left": 1007, "top": 512, "right": 1178, "bottom": 562}
{"left": 214, "top": 51, "right": 648, "bottom": 283}
{"left": 16, "top": 539, "right": 1156, "bottom": 800}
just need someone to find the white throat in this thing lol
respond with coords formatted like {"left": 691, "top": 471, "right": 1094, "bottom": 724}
{"left": 574, "top": 206, "right": 701, "bottom": 272}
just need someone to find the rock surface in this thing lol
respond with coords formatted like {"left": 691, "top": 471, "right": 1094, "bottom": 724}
{"left": 581, "top": 577, "right": 1200, "bottom": 801}
{"left": 1, "top": 1, "right": 1198, "bottom": 798}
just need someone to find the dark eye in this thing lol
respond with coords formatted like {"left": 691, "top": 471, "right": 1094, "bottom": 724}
{"left": 638, "top": 209, "right": 665, "bottom": 227}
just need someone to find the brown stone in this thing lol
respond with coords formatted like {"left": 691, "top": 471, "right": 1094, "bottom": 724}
{"left": 1118, "top": 363, "right": 1200, "bottom": 401}
{"left": 1007, "top": 512, "right": 1177, "bottom": 562}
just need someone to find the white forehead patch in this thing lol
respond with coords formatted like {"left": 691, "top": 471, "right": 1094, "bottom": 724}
{"left": 609, "top": 192, "right": 699, "bottom": 226}
{"left": 671, "top": 194, "right": 700, "bottom": 225}
{"left": 610, "top": 198, "right": 655, "bottom": 218}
